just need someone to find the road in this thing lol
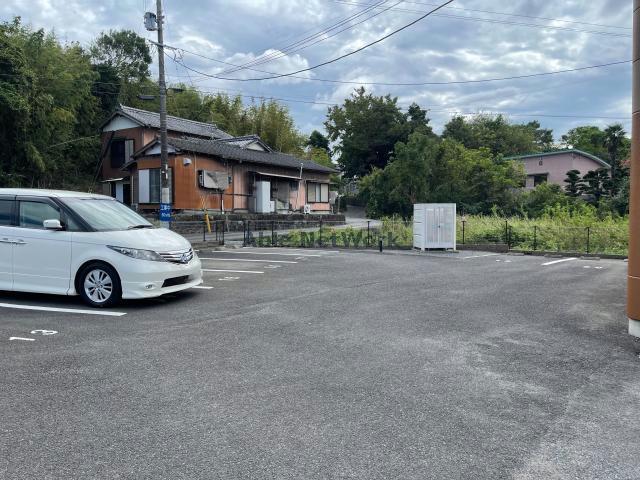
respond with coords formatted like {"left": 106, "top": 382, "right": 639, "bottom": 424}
{"left": 0, "top": 249, "right": 638, "bottom": 479}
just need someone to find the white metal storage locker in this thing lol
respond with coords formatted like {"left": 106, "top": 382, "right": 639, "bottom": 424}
{"left": 413, "top": 203, "right": 457, "bottom": 250}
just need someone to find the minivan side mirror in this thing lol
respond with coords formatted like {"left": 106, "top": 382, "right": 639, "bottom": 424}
{"left": 43, "top": 219, "right": 63, "bottom": 230}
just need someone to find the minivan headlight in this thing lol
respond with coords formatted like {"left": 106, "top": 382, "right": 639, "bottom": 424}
{"left": 107, "top": 246, "right": 164, "bottom": 262}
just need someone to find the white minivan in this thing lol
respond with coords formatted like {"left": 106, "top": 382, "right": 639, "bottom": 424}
{"left": 0, "top": 189, "right": 202, "bottom": 307}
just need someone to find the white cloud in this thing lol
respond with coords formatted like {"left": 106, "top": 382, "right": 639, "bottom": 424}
{"left": 0, "top": 0, "right": 632, "bottom": 137}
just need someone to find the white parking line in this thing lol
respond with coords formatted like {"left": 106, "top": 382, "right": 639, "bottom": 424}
{"left": 199, "top": 258, "right": 297, "bottom": 264}
{"left": 9, "top": 337, "right": 35, "bottom": 342}
{"left": 191, "top": 285, "right": 214, "bottom": 290}
{"left": 462, "top": 253, "right": 500, "bottom": 259}
{"left": 0, "top": 303, "right": 126, "bottom": 317}
{"left": 243, "top": 248, "right": 339, "bottom": 254}
{"left": 202, "top": 269, "right": 264, "bottom": 274}
{"left": 541, "top": 257, "right": 577, "bottom": 266}
{"left": 212, "top": 251, "right": 320, "bottom": 257}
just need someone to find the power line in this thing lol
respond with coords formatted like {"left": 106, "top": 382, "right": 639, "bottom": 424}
{"left": 173, "top": 0, "right": 454, "bottom": 82}
{"left": 169, "top": 50, "right": 630, "bottom": 86}
{"left": 219, "top": 0, "right": 389, "bottom": 75}
{"left": 0, "top": 58, "right": 630, "bottom": 89}
{"left": 395, "top": 0, "right": 631, "bottom": 30}
{"left": 331, "top": 0, "right": 632, "bottom": 37}
{"left": 220, "top": 1, "right": 404, "bottom": 75}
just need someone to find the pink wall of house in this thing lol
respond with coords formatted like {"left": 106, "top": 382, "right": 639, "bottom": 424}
{"left": 520, "top": 152, "right": 609, "bottom": 189}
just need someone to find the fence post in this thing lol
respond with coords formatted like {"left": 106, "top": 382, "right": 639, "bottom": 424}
{"left": 533, "top": 226, "right": 537, "bottom": 251}
{"left": 505, "top": 220, "right": 509, "bottom": 246}
{"left": 243, "top": 220, "right": 247, "bottom": 247}
{"left": 221, "top": 220, "right": 225, "bottom": 246}
{"left": 367, "top": 221, "right": 371, "bottom": 247}
{"left": 319, "top": 218, "right": 323, "bottom": 247}
{"left": 271, "top": 220, "right": 275, "bottom": 247}
{"left": 462, "top": 220, "right": 466, "bottom": 245}
{"left": 586, "top": 226, "right": 591, "bottom": 254}
{"left": 203, "top": 220, "right": 206, "bottom": 243}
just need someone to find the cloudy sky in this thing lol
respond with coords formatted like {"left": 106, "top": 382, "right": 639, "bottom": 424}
{"left": 2, "top": 0, "right": 633, "bottom": 140}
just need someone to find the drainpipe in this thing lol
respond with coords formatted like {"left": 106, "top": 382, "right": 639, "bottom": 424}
{"left": 629, "top": 0, "right": 640, "bottom": 337}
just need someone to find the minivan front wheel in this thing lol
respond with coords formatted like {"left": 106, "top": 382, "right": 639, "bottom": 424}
{"left": 78, "top": 263, "right": 122, "bottom": 308}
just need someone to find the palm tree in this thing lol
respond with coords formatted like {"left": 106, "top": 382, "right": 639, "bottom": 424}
{"left": 603, "top": 124, "right": 627, "bottom": 193}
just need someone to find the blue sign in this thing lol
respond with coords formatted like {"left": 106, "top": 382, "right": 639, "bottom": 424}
{"left": 159, "top": 203, "right": 172, "bottom": 222}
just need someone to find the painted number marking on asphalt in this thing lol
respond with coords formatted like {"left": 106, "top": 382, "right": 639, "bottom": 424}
{"left": 9, "top": 337, "right": 35, "bottom": 342}
{"left": 0, "top": 303, "right": 126, "bottom": 317}
{"left": 30, "top": 330, "right": 58, "bottom": 335}
{"left": 541, "top": 257, "right": 577, "bottom": 266}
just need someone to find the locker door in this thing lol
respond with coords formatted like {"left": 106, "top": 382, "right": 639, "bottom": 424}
{"left": 426, "top": 207, "right": 438, "bottom": 248}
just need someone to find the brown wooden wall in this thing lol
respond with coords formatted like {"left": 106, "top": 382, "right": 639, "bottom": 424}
{"left": 131, "top": 152, "right": 332, "bottom": 212}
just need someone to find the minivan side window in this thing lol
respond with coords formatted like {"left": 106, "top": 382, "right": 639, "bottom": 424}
{"left": 19, "top": 201, "right": 60, "bottom": 229}
{"left": 0, "top": 199, "right": 14, "bottom": 226}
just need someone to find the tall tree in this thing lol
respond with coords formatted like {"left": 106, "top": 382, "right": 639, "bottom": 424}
{"left": 442, "top": 115, "right": 545, "bottom": 157}
{"left": 325, "top": 87, "right": 414, "bottom": 179}
{"left": 603, "top": 124, "right": 629, "bottom": 192}
{"left": 89, "top": 29, "right": 152, "bottom": 115}
{"left": 560, "top": 125, "right": 607, "bottom": 158}
{"left": 90, "top": 30, "right": 152, "bottom": 82}
{"left": 527, "top": 120, "right": 554, "bottom": 150}
{"left": 0, "top": 17, "right": 99, "bottom": 188}
{"left": 359, "top": 133, "right": 524, "bottom": 217}
{"left": 307, "top": 130, "right": 330, "bottom": 151}
{"left": 405, "top": 102, "right": 435, "bottom": 137}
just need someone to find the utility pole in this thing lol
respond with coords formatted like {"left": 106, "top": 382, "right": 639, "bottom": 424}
{"left": 629, "top": 0, "right": 640, "bottom": 337}
{"left": 156, "top": 0, "right": 171, "bottom": 227}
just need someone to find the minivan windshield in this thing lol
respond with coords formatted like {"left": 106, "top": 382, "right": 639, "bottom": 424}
{"left": 61, "top": 198, "right": 154, "bottom": 231}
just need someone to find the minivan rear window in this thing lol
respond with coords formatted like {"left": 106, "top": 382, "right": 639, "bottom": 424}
{"left": 0, "top": 199, "right": 14, "bottom": 226}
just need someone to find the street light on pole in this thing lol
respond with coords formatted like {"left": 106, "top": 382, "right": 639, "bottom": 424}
{"left": 145, "top": 1, "right": 171, "bottom": 227}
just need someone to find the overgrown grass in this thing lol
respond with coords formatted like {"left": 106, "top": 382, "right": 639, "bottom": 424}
{"left": 251, "top": 209, "right": 629, "bottom": 255}
{"left": 460, "top": 214, "right": 628, "bottom": 255}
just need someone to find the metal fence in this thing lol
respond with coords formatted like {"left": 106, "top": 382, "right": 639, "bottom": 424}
{"left": 170, "top": 217, "right": 628, "bottom": 256}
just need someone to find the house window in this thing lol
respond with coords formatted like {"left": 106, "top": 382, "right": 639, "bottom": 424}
{"left": 138, "top": 168, "right": 172, "bottom": 203}
{"left": 533, "top": 174, "right": 548, "bottom": 186}
{"left": 110, "top": 139, "right": 134, "bottom": 168}
{"left": 307, "top": 182, "right": 329, "bottom": 203}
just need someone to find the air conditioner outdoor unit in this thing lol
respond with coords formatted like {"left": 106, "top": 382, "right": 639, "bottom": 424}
{"left": 303, "top": 204, "right": 311, "bottom": 214}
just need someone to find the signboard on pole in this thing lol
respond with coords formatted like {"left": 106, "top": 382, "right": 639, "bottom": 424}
{"left": 159, "top": 203, "right": 172, "bottom": 223}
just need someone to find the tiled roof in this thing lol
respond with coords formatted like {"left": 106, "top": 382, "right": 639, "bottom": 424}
{"left": 117, "top": 105, "right": 232, "bottom": 139}
{"left": 217, "top": 135, "right": 272, "bottom": 151}
{"left": 504, "top": 149, "right": 611, "bottom": 169}
{"left": 133, "top": 136, "right": 337, "bottom": 174}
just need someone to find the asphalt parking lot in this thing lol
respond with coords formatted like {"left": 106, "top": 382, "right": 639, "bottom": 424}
{"left": 1, "top": 248, "right": 638, "bottom": 479}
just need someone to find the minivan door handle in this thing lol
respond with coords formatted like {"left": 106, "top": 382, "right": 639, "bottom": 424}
{"left": 13, "top": 240, "right": 27, "bottom": 245}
